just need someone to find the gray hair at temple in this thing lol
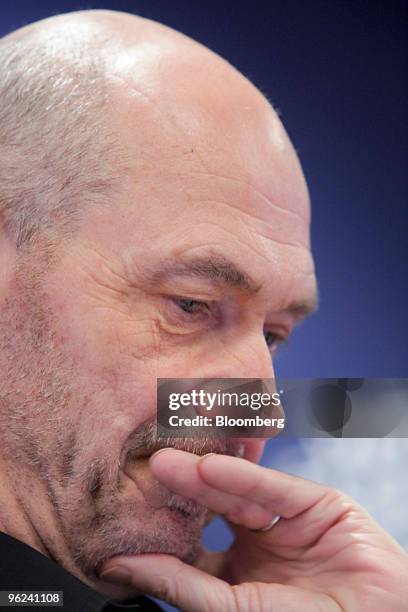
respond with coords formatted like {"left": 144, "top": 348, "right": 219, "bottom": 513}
{"left": 0, "top": 23, "right": 127, "bottom": 253}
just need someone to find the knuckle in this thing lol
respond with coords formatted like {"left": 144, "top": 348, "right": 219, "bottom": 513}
{"left": 325, "top": 487, "right": 354, "bottom": 511}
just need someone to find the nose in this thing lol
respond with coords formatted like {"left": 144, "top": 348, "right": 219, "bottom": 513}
{"left": 200, "top": 330, "right": 276, "bottom": 380}
{"left": 205, "top": 333, "right": 277, "bottom": 463}
{"left": 190, "top": 331, "right": 279, "bottom": 463}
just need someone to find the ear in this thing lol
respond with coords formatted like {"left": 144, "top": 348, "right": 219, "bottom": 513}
{"left": 0, "top": 200, "right": 17, "bottom": 304}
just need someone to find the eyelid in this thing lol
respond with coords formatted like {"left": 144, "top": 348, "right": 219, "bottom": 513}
{"left": 166, "top": 296, "right": 293, "bottom": 349}
{"left": 263, "top": 327, "right": 290, "bottom": 353}
{"left": 264, "top": 324, "right": 289, "bottom": 339}
{"left": 172, "top": 296, "right": 213, "bottom": 309}
{"left": 166, "top": 296, "right": 216, "bottom": 323}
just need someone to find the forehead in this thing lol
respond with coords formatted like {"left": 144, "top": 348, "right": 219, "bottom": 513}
{"left": 106, "top": 38, "right": 310, "bottom": 214}
{"left": 78, "top": 143, "right": 315, "bottom": 314}
{"left": 79, "top": 45, "right": 316, "bottom": 307}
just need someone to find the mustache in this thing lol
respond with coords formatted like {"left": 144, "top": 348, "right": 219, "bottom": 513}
{"left": 122, "top": 417, "right": 244, "bottom": 465}
{"left": 84, "top": 418, "right": 245, "bottom": 502}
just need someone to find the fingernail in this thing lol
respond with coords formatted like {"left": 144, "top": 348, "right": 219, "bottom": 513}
{"left": 100, "top": 566, "right": 131, "bottom": 584}
{"left": 150, "top": 447, "right": 173, "bottom": 459}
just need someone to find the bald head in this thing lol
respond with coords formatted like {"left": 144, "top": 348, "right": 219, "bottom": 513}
{"left": 0, "top": 9, "right": 308, "bottom": 254}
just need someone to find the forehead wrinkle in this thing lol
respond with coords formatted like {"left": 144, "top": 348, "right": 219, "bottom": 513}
{"left": 176, "top": 171, "right": 310, "bottom": 224}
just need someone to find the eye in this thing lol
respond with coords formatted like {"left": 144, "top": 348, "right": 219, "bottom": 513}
{"left": 263, "top": 330, "right": 284, "bottom": 352}
{"left": 173, "top": 297, "right": 211, "bottom": 315}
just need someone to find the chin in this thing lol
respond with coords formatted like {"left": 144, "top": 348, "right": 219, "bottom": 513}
{"left": 116, "top": 501, "right": 207, "bottom": 560}
{"left": 71, "top": 498, "right": 205, "bottom": 580}
{"left": 88, "top": 508, "right": 205, "bottom": 601}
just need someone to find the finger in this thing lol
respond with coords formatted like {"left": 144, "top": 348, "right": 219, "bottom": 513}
{"left": 149, "top": 449, "right": 361, "bottom": 547}
{"left": 196, "top": 452, "right": 326, "bottom": 517}
{"left": 98, "top": 553, "right": 342, "bottom": 612}
{"left": 99, "top": 553, "right": 235, "bottom": 612}
{"left": 195, "top": 453, "right": 372, "bottom": 548}
{"left": 150, "top": 449, "right": 273, "bottom": 530}
{"left": 150, "top": 448, "right": 327, "bottom": 521}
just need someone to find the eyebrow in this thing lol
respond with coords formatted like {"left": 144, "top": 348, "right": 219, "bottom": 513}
{"left": 147, "top": 254, "right": 318, "bottom": 319}
{"left": 285, "top": 294, "right": 319, "bottom": 319}
{"left": 150, "top": 254, "right": 258, "bottom": 292}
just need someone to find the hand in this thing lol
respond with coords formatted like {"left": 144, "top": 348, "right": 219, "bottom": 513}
{"left": 99, "top": 449, "right": 408, "bottom": 611}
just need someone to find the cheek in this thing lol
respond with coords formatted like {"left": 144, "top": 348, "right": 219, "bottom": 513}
{"left": 107, "top": 366, "right": 159, "bottom": 426}
{"left": 48, "top": 312, "right": 160, "bottom": 448}
{"left": 98, "top": 320, "right": 163, "bottom": 427}
{"left": 67, "top": 369, "right": 158, "bottom": 482}
{"left": 47, "top": 262, "right": 161, "bottom": 368}
{"left": 51, "top": 290, "right": 160, "bottom": 383}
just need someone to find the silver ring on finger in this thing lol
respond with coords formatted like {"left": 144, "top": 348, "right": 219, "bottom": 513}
{"left": 249, "top": 514, "right": 281, "bottom": 533}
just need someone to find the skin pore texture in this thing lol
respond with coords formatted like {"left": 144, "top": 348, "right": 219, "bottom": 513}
{"left": 0, "top": 9, "right": 318, "bottom": 603}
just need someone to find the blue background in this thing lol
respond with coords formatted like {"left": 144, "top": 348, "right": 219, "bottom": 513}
{"left": 1, "top": 2, "right": 407, "bottom": 609}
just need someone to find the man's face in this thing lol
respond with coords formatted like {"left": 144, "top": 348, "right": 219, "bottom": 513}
{"left": 0, "top": 44, "right": 316, "bottom": 595}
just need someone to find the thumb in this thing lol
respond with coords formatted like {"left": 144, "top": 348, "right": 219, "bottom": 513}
{"left": 99, "top": 553, "right": 236, "bottom": 612}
